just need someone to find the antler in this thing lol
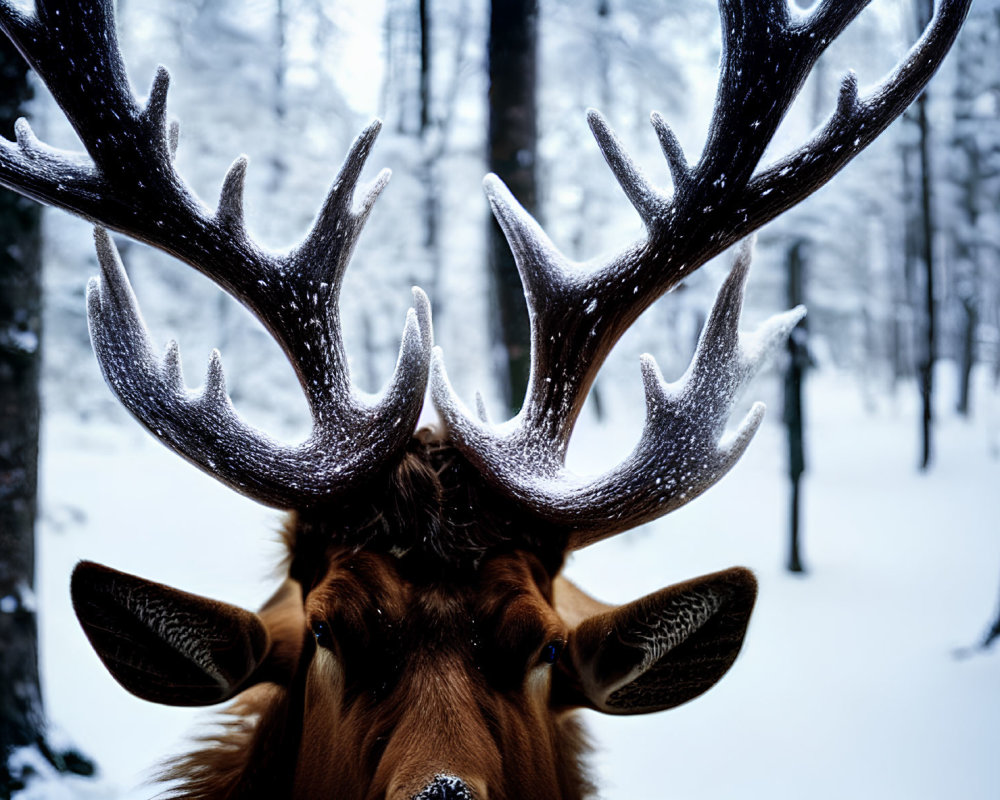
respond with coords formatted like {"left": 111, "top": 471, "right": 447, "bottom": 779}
{"left": 0, "top": 0, "right": 432, "bottom": 508}
{"left": 432, "top": 0, "right": 970, "bottom": 548}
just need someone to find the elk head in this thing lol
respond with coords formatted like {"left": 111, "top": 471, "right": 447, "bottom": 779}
{"left": 0, "top": 0, "right": 969, "bottom": 798}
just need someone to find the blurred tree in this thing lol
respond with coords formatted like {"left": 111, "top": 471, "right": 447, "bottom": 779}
{"left": 783, "top": 240, "right": 808, "bottom": 574}
{"left": 912, "top": 0, "right": 937, "bottom": 470}
{"left": 0, "top": 39, "right": 44, "bottom": 789}
{"left": 946, "top": 4, "right": 1000, "bottom": 416}
{"left": 488, "top": 0, "right": 538, "bottom": 414}
{"left": 0, "top": 36, "right": 92, "bottom": 796}
{"left": 418, "top": 0, "right": 472, "bottom": 319}
{"left": 947, "top": 0, "right": 1000, "bottom": 659}
{"left": 271, "top": 0, "right": 289, "bottom": 190}
{"left": 419, "top": 0, "right": 431, "bottom": 136}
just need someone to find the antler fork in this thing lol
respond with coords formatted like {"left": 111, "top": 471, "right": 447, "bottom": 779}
{"left": 0, "top": 0, "right": 432, "bottom": 508}
{"left": 432, "top": 0, "right": 971, "bottom": 548}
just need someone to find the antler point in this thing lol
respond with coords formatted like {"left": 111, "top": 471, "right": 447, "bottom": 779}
{"left": 639, "top": 354, "right": 668, "bottom": 406}
{"left": 717, "top": 401, "right": 766, "bottom": 466}
{"left": 350, "top": 120, "right": 383, "bottom": 163}
{"left": 92, "top": 226, "right": 118, "bottom": 267}
{"left": 145, "top": 66, "right": 170, "bottom": 114}
{"left": 205, "top": 349, "right": 228, "bottom": 401}
{"left": 587, "top": 109, "right": 613, "bottom": 140}
{"left": 482, "top": 172, "right": 504, "bottom": 194}
{"left": 410, "top": 285, "right": 433, "bottom": 347}
{"left": 650, "top": 111, "right": 691, "bottom": 191}
{"left": 164, "top": 339, "right": 184, "bottom": 386}
{"left": 360, "top": 167, "right": 392, "bottom": 212}
{"left": 218, "top": 156, "right": 249, "bottom": 230}
{"left": 85, "top": 274, "right": 101, "bottom": 304}
{"left": 836, "top": 70, "right": 861, "bottom": 116}
{"left": 12, "top": 117, "right": 36, "bottom": 149}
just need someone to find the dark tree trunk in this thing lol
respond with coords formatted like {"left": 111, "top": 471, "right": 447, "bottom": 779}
{"left": 595, "top": 0, "right": 611, "bottom": 111}
{"left": 783, "top": 240, "right": 808, "bottom": 574}
{"left": 951, "top": 20, "right": 982, "bottom": 418}
{"left": 950, "top": 4, "right": 1000, "bottom": 659}
{"left": 915, "top": 89, "right": 935, "bottom": 470}
{"left": 269, "top": 0, "right": 289, "bottom": 191}
{"left": 0, "top": 38, "right": 94, "bottom": 797}
{"left": 914, "top": 0, "right": 936, "bottom": 471}
{"left": 956, "top": 297, "right": 976, "bottom": 416}
{"left": 418, "top": 0, "right": 431, "bottom": 137}
{"left": 898, "top": 144, "right": 919, "bottom": 387}
{"left": 488, "top": 0, "right": 538, "bottom": 414}
{"left": 420, "top": 0, "right": 471, "bottom": 326}
{"left": 419, "top": 0, "right": 439, "bottom": 255}
{"left": 587, "top": 0, "right": 610, "bottom": 422}
{"left": 0, "top": 37, "right": 45, "bottom": 780}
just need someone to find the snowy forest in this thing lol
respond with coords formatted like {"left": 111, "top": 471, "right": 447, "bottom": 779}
{"left": 0, "top": 0, "right": 998, "bottom": 798}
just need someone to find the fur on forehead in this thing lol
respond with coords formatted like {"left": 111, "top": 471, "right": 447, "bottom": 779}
{"left": 281, "top": 430, "right": 569, "bottom": 586}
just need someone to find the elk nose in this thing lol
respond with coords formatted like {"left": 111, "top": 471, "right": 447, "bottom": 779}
{"left": 412, "top": 774, "right": 475, "bottom": 800}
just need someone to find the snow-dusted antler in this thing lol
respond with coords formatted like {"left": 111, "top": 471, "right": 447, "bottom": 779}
{"left": 0, "top": 0, "right": 431, "bottom": 508}
{"left": 433, "top": 239, "right": 802, "bottom": 547}
{"left": 432, "top": 0, "right": 970, "bottom": 547}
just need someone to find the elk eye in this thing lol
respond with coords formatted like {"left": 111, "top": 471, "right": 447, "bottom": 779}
{"left": 541, "top": 641, "right": 563, "bottom": 665}
{"left": 312, "top": 620, "right": 334, "bottom": 650}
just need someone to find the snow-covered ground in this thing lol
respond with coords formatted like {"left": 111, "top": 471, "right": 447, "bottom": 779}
{"left": 32, "top": 363, "right": 1000, "bottom": 799}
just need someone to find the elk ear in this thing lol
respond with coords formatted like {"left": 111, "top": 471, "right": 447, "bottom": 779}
{"left": 71, "top": 561, "right": 270, "bottom": 707}
{"left": 558, "top": 568, "right": 756, "bottom": 714}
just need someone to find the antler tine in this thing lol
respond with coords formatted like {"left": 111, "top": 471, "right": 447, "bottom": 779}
{"left": 436, "top": 240, "right": 804, "bottom": 544}
{"left": 563, "top": 241, "right": 806, "bottom": 548}
{"left": 736, "top": 0, "right": 972, "bottom": 234}
{"left": 690, "top": 0, "right": 872, "bottom": 203}
{"left": 88, "top": 228, "right": 431, "bottom": 508}
{"left": 0, "top": 0, "right": 432, "bottom": 508}
{"left": 432, "top": 0, "right": 969, "bottom": 543}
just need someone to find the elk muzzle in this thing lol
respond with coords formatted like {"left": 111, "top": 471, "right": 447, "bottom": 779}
{"left": 410, "top": 774, "right": 478, "bottom": 800}
{"left": 377, "top": 651, "right": 497, "bottom": 800}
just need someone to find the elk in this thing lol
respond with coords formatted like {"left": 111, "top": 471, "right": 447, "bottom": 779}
{"left": 0, "top": 0, "right": 969, "bottom": 798}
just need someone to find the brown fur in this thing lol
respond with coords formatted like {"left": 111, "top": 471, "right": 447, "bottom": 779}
{"left": 163, "top": 510, "right": 591, "bottom": 800}
{"left": 88, "top": 437, "right": 750, "bottom": 800}
{"left": 287, "top": 434, "right": 568, "bottom": 584}
{"left": 159, "top": 686, "right": 296, "bottom": 799}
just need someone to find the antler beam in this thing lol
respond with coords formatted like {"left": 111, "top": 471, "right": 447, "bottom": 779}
{"left": 432, "top": 0, "right": 970, "bottom": 545}
{"left": 0, "top": 0, "right": 432, "bottom": 508}
{"left": 435, "top": 241, "right": 803, "bottom": 547}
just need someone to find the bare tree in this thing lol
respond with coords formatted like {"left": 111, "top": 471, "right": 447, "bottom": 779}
{"left": 947, "top": 4, "right": 1000, "bottom": 416}
{"left": 783, "top": 239, "right": 808, "bottom": 574}
{"left": 0, "top": 37, "right": 44, "bottom": 784}
{"left": 419, "top": 0, "right": 471, "bottom": 317}
{"left": 418, "top": 0, "right": 431, "bottom": 136}
{"left": 0, "top": 35, "right": 93, "bottom": 794}
{"left": 488, "top": 0, "right": 538, "bottom": 413}
{"left": 911, "top": 0, "right": 937, "bottom": 470}
{"left": 946, "top": 1, "right": 1000, "bottom": 657}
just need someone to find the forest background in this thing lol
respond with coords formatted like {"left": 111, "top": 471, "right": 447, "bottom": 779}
{"left": 0, "top": 0, "right": 997, "bottom": 797}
